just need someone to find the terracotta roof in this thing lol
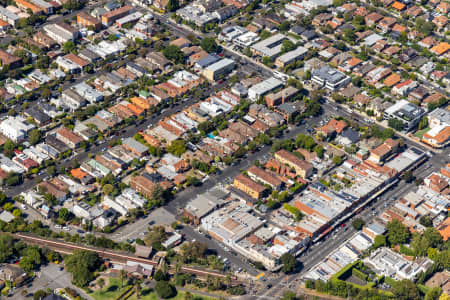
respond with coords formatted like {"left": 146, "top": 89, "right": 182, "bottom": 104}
{"left": 65, "top": 53, "right": 89, "bottom": 67}
{"left": 430, "top": 43, "right": 450, "bottom": 55}
{"left": 71, "top": 168, "right": 88, "bottom": 180}
{"left": 392, "top": 1, "right": 406, "bottom": 10}
{"left": 234, "top": 174, "right": 266, "bottom": 193}
{"left": 383, "top": 73, "right": 401, "bottom": 87}
{"left": 437, "top": 218, "right": 450, "bottom": 241}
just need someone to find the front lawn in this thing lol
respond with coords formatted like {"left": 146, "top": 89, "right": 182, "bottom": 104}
{"left": 91, "top": 278, "right": 131, "bottom": 300}
{"left": 128, "top": 288, "right": 216, "bottom": 300}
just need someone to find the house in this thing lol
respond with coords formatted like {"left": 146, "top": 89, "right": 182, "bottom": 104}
{"left": 122, "top": 137, "right": 148, "bottom": 157}
{"left": 146, "top": 52, "right": 172, "bottom": 72}
{"left": 0, "top": 49, "right": 22, "bottom": 68}
{"left": 377, "top": 17, "right": 396, "bottom": 33}
{"left": 233, "top": 173, "right": 266, "bottom": 199}
{"left": 365, "top": 12, "right": 383, "bottom": 26}
{"left": 0, "top": 265, "right": 27, "bottom": 286}
{"left": 392, "top": 80, "right": 418, "bottom": 96}
{"left": 317, "top": 118, "right": 348, "bottom": 138}
{"left": 0, "top": 116, "right": 35, "bottom": 142}
{"left": 430, "top": 42, "right": 450, "bottom": 57}
{"left": 336, "top": 128, "right": 360, "bottom": 146}
{"left": 24, "top": 106, "right": 51, "bottom": 126}
{"left": 55, "top": 127, "right": 84, "bottom": 149}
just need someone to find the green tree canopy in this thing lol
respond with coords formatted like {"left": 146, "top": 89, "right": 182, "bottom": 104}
{"left": 163, "top": 45, "right": 184, "bottom": 64}
{"left": 200, "top": 37, "right": 218, "bottom": 53}
{"left": 387, "top": 219, "right": 410, "bottom": 245}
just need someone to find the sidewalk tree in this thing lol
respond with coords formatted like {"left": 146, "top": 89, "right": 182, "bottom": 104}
{"left": 352, "top": 218, "right": 365, "bottom": 230}
{"left": 280, "top": 253, "right": 297, "bottom": 273}
{"left": 200, "top": 37, "right": 218, "bottom": 53}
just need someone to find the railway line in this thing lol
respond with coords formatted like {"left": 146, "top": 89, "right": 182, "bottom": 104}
{"left": 14, "top": 233, "right": 239, "bottom": 282}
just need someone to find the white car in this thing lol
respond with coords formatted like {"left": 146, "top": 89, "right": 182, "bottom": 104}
{"left": 55, "top": 225, "right": 62, "bottom": 229}
{"left": 21, "top": 204, "right": 27, "bottom": 210}
{"left": 63, "top": 226, "right": 70, "bottom": 231}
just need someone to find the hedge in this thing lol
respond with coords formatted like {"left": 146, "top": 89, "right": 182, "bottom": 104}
{"left": 352, "top": 268, "right": 368, "bottom": 282}
{"left": 384, "top": 276, "right": 397, "bottom": 287}
{"left": 332, "top": 261, "right": 359, "bottom": 281}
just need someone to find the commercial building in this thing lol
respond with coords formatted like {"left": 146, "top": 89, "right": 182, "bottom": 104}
{"left": 202, "top": 58, "right": 235, "bottom": 81}
{"left": 384, "top": 99, "right": 425, "bottom": 131}
{"left": 275, "top": 46, "right": 308, "bottom": 68}
{"left": 423, "top": 108, "right": 450, "bottom": 148}
{"left": 251, "top": 33, "right": 288, "bottom": 59}
{"left": 183, "top": 188, "right": 228, "bottom": 225}
{"left": 248, "top": 77, "right": 283, "bottom": 101}
{"left": 43, "top": 22, "right": 79, "bottom": 43}
{"left": 101, "top": 5, "right": 133, "bottom": 26}
{"left": 311, "top": 66, "right": 351, "bottom": 91}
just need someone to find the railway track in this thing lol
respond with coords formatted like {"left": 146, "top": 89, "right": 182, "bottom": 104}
{"left": 14, "top": 233, "right": 239, "bottom": 281}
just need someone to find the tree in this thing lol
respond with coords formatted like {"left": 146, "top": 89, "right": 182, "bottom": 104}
{"left": 33, "top": 290, "right": 49, "bottom": 300}
{"left": 12, "top": 209, "right": 21, "bottom": 217}
{"left": 332, "top": 156, "right": 342, "bottom": 165}
{"left": 28, "top": 129, "right": 42, "bottom": 145}
{"left": 419, "top": 215, "right": 433, "bottom": 227}
{"left": 97, "top": 278, "right": 105, "bottom": 292}
{"left": 59, "top": 208, "right": 70, "bottom": 221}
{"left": 402, "top": 170, "right": 415, "bottom": 183}
{"left": 119, "top": 269, "right": 127, "bottom": 289}
{"left": 41, "top": 88, "right": 51, "bottom": 100}
{"left": 373, "top": 235, "right": 386, "bottom": 248}
{"left": 166, "top": 0, "right": 179, "bottom": 12}
{"left": 388, "top": 118, "right": 405, "bottom": 131}
{"left": 0, "top": 234, "right": 14, "bottom": 263}
{"left": 63, "top": 41, "right": 76, "bottom": 53}
{"left": 425, "top": 287, "right": 442, "bottom": 300}
{"left": 163, "top": 45, "right": 184, "bottom": 64}
{"left": 281, "top": 40, "right": 296, "bottom": 53}
{"left": 155, "top": 281, "right": 176, "bottom": 299}
{"left": 154, "top": 269, "right": 169, "bottom": 281}
{"left": 423, "top": 227, "right": 443, "bottom": 248}
{"left": 102, "top": 184, "right": 114, "bottom": 195}
{"left": 167, "top": 139, "right": 187, "bottom": 156}
{"left": 282, "top": 291, "right": 297, "bottom": 300}
{"left": 279, "top": 21, "right": 291, "bottom": 32}
{"left": 280, "top": 253, "right": 297, "bottom": 273}
{"left": 65, "top": 250, "right": 102, "bottom": 287}
{"left": 352, "top": 218, "right": 365, "bottom": 230}
{"left": 387, "top": 219, "right": 410, "bottom": 245}
{"left": 200, "top": 37, "right": 218, "bottom": 53}
{"left": 145, "top": 226, "right": 167, "bottom": 247}
{"left": 392, "top": 279, "right": 420, "bottom": 300}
